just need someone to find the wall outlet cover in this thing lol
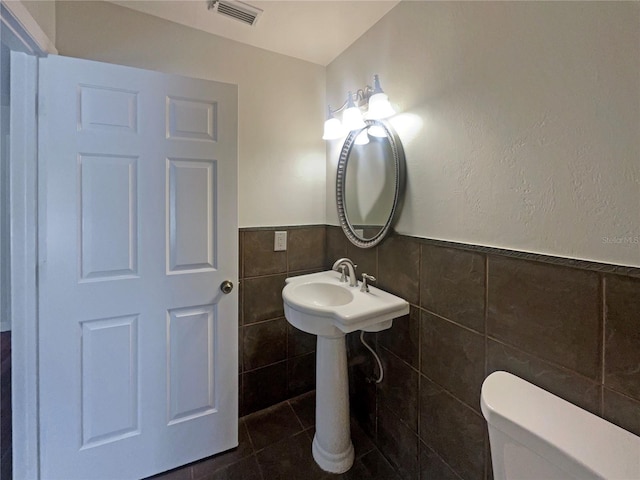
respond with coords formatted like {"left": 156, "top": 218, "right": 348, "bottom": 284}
{"left": 274, "top": 231, "right": 287, "bottom": 251}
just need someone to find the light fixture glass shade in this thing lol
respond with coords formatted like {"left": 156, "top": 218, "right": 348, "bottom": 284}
{"left": 342, "top": 92, "right": 366, "bottom": 131}
{"left": 322, "top": 117, "right": 344, "bottom": 140}
{"left": 354, "top": 129, "right": 369, "bottom": 145}
{"left": 366, "top": 92, "right": 395, "bottom": 119}
{"left": 368, "top": 125, "right": 387, "bottom": 138}
{"left": 343, "top": 106, "right": 365, "bottom": 131}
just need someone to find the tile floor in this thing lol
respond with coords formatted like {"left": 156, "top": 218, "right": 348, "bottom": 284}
{"left": 150, "top": 390, "right": 401, "bottom": 480}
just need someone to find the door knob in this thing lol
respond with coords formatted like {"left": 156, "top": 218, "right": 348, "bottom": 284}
{"left": 220, "top": 280, "right": 234, "bottom": 294}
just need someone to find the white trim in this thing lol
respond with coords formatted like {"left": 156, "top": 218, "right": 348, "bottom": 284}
{"left": 10, "top": 51, "right": 40, "bottom": 480}
{"left": 1, "top": 0, "right": 56, "bottom": 54}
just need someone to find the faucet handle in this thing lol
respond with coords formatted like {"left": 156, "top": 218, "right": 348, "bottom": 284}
{"left": 360, "top": 273, "right": 377, "bottom": 293}
{"left": 338, "top": 265, "right": 347, "bottom": 283}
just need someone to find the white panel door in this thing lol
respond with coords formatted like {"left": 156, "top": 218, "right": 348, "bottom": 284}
{"left": 37, "top": 55, "right": 238, "bottom": 480}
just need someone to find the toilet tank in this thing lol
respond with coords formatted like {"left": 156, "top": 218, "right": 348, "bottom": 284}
{"left": 481, "top": 371, "right": 640, "bottom": 480}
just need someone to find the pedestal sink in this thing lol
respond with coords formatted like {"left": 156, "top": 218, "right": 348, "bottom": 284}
{"left": 282, "top": 270, "right": 409, "bottom": 473}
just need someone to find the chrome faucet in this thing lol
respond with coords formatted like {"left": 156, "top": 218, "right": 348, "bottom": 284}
{"left": 332, "top": 258, "right": 358, "bottom": 287}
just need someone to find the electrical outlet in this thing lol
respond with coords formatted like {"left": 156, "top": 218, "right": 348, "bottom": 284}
{"left": 274, "top": 231, "right": 287, "bottom": 251}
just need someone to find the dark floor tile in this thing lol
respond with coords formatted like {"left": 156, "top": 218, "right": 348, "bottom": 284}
{"left": 419, "top": 376, "right": 486, "bottom": 480}
{"left": 325, "top": 226, "right": 349, "bottom": 268}
{"left": 255, "top": 431, "right": 326, "bottom": 480}
{"left": 191, "top": 420, "right": 254, "bottom": 478}
{"left": 289, "top": 390, "right": 316, "bottom": 429}
{"left": 486, "top": 339, "right": 601, "bottom": 416}
{"left": 604, "top": 274, "right": 640, "bottom": 401}
{"left": 288, "top": 352, "right": 316, "bottom": 397}
{"left": 243, "top": 318, "right": 287, "bottom": 371}
{"left": 243, "top": 274, "right": 287, "bottom": 325}
{"left": 377, "top": 348, "right": 419, "bottom": 432}
{"left": 377, "top": 404, "right": 419, "bottom": 480}
{"left": 324, "top": 449, "right": 401, "bottom": 480}
{"left": 303, "top": 418, "right": 374, "bottom": 465}
{"left": 487, "top": 256, "right": 601, "bottom": 380}
{"left": 420, "top": 440, "right": 461, "bottom": 480}
{"left": 288, "top": 227, "right": 326, "bottom": 272}
{"left": 242, "top": 361, "right": 288, "bottom": 414}
{"left": 346, "top": 243, "right": 378, "bottom": 279}
{"left": 288, "top": 323, "right": 316, "bottom": 358}
{"left": 420, "top": 311, "right": 485, "bottom": 411}
{"left": 0, "top": 448, "right": 11, "bottom": 480}
{"left": 602, "top": 388, "right": 640, "bottom": 437}
{"left": 352, "top": 449, "right": 402, "bottom": 480}
{"left": 206, "top": 455, "right": 263, "bottom": 480}
{"left": 421, "top": 244, "right": 485, "bottom": 333}
{"left": 244, "top": 401, "right": 304, "bottom": 451}
{"left": 377, "top": 234, "right": 420, "bottom": 305}
{"left": 147, "top": 465, "right": 192, "bottom": 480}
{"left": 305, "top": 426, "right": 316, "bottom": 442}
{"left": 378, "top": 306, "right": 419, "bottom": 369}
{"left": 350, "top": 418, "right": 376, "bottom": 459}
{"left": 243, "top": 230, "right": 287, "bottom": 277}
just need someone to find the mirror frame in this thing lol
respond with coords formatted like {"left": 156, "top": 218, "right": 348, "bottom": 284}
{"left": 336, "top": 119, "right": 406, "bottom": 249}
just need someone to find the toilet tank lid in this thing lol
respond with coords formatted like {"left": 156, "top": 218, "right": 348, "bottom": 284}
{"left": 481, "top": 371, "right": 640, "bottom": 480}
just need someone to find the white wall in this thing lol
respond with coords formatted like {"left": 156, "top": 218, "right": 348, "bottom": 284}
{"left": 327, "top": 1, "right": 640, "bottom": 268}
{"left": 56, "top": 1, "right": 326, "bottom": 228}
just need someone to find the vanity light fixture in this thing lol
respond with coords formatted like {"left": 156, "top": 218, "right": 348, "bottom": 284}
{"left": 322, "top": 74, "right": 395, "bottom": 140}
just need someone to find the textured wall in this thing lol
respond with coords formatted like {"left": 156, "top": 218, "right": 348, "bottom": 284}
{"left": 327, "top": 1, "right": 640, "bottom": 268}
{"left": 55, "top": 1, "right": 326, "bottom": 228}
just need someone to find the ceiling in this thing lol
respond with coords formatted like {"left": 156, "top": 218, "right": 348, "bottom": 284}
{"left": 108, "top": 0, "right": 400, "bottom": 66}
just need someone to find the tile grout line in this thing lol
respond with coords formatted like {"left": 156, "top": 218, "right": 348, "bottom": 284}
{"left": 601, "top": 274, "right": 607, "bottom": 416}
{"left": 418, "top": 369, "right": 485, "bottom": 418}
{"left": 486, "top": 335, "right": 602, "bottom": 386}
{"left": 286, "top": 398, "right": 307, "bottom": 432}
{"left": 484, "top": 254, "right": 489, "bottom": 380}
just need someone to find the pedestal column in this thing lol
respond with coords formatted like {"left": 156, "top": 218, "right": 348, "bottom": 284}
{"left": 312, "top": 334, "right": 354, "bottom": 473}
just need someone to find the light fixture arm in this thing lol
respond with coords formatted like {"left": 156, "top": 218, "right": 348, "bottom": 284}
{"left": 327, "top": 86, "right": 376, "bottom": 117}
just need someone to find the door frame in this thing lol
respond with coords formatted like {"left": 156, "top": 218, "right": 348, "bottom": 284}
{"left": 3, "top": 3, "right": 55, "bottom": 479}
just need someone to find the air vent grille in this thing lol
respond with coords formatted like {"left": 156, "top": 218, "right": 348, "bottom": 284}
{"left": 214, "top": 0, "right": 262, "bottom": 26}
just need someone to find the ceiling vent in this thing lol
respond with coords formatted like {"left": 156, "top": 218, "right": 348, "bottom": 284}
{"left": 206, "top": 0, "right": 263, "bottom": 26}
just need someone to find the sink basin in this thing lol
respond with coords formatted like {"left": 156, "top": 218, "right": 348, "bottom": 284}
{"left": 282, "top": 270, "right": 409, "bottom": 337}
{"left": 292, "top": 282, "right": 354, "bottom": 307}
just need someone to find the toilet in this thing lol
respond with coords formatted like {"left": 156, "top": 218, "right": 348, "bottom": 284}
{"left": 481, "top": 371, "right": 640, "bottom": 480}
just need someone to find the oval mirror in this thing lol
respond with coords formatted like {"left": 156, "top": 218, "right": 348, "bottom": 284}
{"left": 336, "top": 119, "right": 406, "bottom": 248}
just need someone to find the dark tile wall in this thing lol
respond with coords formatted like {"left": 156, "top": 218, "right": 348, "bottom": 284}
{"left": 239, "top": 226, "right": 325, "bottom": 415}
{"left": 326, "top": 226, "right": 640, "bottom": 480}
